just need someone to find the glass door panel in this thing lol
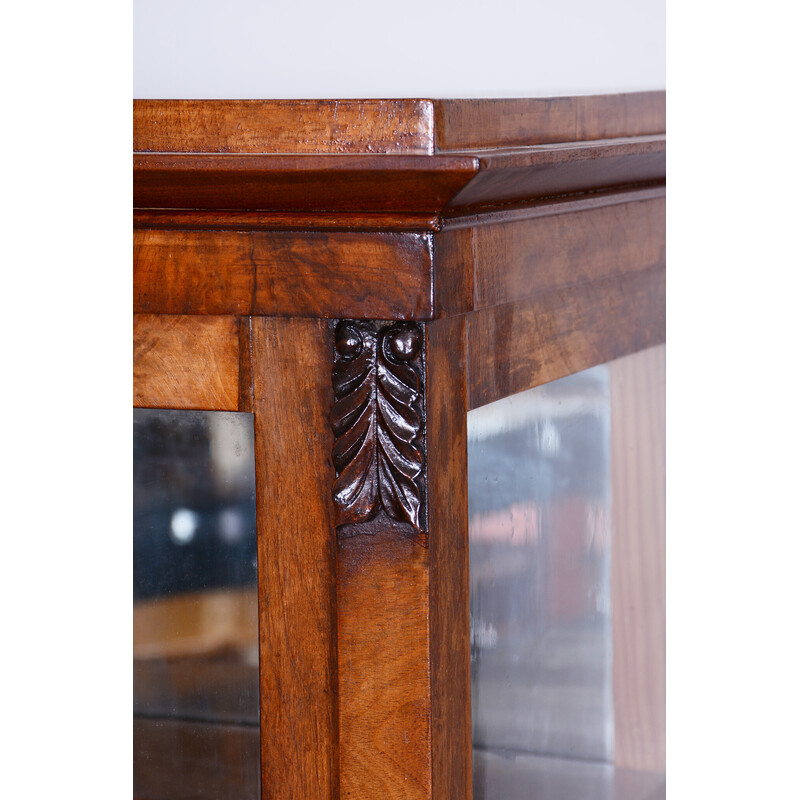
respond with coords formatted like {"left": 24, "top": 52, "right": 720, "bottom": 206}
{"left": 468, "top": 345, "right": 665, "bottom": 799}
{"left": 133, "top": 409, "right": 260, "bottom": 800}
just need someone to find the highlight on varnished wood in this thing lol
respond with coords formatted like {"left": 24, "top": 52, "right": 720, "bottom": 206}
{"left": 133, "top": 153, "right": 479, "bottom": 212}
{"left": 133, "top": 314, "right": 240, "bottom": 410}
{"left": 134, "top": 99, "right": 435, "bottom": 155}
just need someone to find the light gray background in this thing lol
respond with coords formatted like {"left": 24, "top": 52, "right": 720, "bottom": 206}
{"left": 134, "top": 0, "right": 665, "bottom": 98}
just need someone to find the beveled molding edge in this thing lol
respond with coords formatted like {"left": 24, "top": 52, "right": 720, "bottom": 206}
{"left": 330, "top": 320, "right": 427, "bottom": 540}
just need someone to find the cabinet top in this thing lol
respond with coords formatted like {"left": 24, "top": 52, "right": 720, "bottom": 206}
{"left": 134, "top": 92, "right": 665, "bottom": 155}
{"left": 133, "top": 92, "right": 665, "bottom": 224}
{"left": 133, "top": 93, "right": 665, "bottom": 324}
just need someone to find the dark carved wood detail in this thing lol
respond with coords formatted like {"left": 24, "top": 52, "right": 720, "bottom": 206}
{"left": 331, "top": 320, "right": 426, "bottom": 534}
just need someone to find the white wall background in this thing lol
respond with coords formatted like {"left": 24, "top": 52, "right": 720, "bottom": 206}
{"left": 134, "top": 0, "right": 665, "bottom": 99}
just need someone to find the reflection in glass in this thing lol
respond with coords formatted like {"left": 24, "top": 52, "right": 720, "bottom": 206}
{"left": 469, "top": 365, "right": 613, "bottom": 764}
{"left": 133, "top": 409, "right": 259, "bottom": 800}
{"left": 468, "top": 346, "right": 666, "bottom": 799}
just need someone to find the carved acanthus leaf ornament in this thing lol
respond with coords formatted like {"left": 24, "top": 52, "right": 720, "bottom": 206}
{"left": 331, "top": 320, "right": 425, "bottom": 531}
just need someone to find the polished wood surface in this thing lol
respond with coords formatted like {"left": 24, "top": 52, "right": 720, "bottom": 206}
{"left": 134, "top": 195, "right": 662, "bottom": 322}
{"left": 134, "top": 99, "right": 435, "bottom": 154}
{"left": 427, "top": 317, "right": 472, "bottom": 800}
{"left": 134, "top": 93, "right": 664, "bottom": 157}
{"left": 134, "top": 209, "right": 442, "bottom": 232}
{"left": 466, "top": 266, "right": 665, "bottom": 410}
{"left": 133, "top": 138, "right": 661, "bottom": 217}
{"left": 133, "top": 314, "right": 241, "bottom": 410}
{"left": 334, "top": 317, "right": 473, "bottom": 800}
{"left": 436, "top": 195, "right": 665, "bottom": 317}
{"left": 442, "top": 185, "right": 664, "bottom": 229}
{"left": 250, "top": 317, "right": 338, "bottom": 800}
{"left": 133, "top": 93, "right": 665, "bottom": 235}
{"left": 337, "top": 529, "right": 431, "bottom": 799}
{"left": 133, "top": 152, "right": 478, "bottom": 212}
{"left": 134, "top": 229, "right": 433, "bottom": 319}
{"left": 442, "top": 137, "right": 663, "bottom": 210}
{"left": 611, "top": 345, "right": 666, "bottom": 773}
{"left": 434, "top": 92, "right": 665, "bottom": 150}
{"left": 238, "top": 316, "right": 254, "bottom": 413}
{"left": 134, "top": 94, "right": 665, "bottom": 326}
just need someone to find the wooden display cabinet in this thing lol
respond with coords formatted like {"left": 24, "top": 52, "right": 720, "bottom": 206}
{"left": 133, "top": 93, "right": 665, "bottom": 800}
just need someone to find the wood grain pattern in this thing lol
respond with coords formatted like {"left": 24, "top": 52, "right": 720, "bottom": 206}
{"left": 133, "top": 314, "right": 240, "bottom": 410}
{"left": 134, "top": 99, "right": 435, "bottom": 154}
{"left": 434, "top": 92, "right": 666, "bottom": 151}
{"left": 610, "top": 344, "right": 666, "bottom": 773}
{"left": 426, "top": 317, "right": 472, "bottom": 800}
{"left": 466, "top": 266, "right": 666, "bottom": 410}
{"left": 436, "top": 195, "right": 665, "bottom": 317}
{"left": 134, "top": 95, "right": 665, "bottom": 157}
{"left": 337, "top": 529, "right": 431, "bottom": 800}
{"left": 250, "top": 317, "right": 338, "bottom": 800}
{"left": 134, "top": 229, "right": 434, "bottom": 319}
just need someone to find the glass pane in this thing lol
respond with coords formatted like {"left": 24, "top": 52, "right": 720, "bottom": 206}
{"left": 133, "top": 409, "right": 260, "bottom": 800}
{"left": 469, "top": 345, "right": 665, "bottom": 799}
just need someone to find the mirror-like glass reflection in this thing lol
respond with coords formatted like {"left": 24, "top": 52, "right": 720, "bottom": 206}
{"left": 133, "top": 409, "right": 260, "bottom": 800}
{"left": 468, "top": 345, "right": 666, "bottom": 800}
{"left": 469, "top": 365, "right": 613, "bottom": 763}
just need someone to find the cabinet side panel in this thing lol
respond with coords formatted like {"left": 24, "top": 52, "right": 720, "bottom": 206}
{"left": 467, "top": 266, "right": 666, "bottom": 410}
{"left": 471, "top": 197, "right": 665, "bottom": 312}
